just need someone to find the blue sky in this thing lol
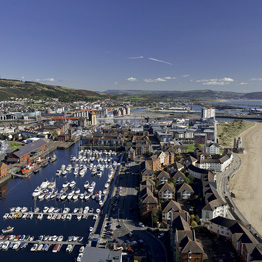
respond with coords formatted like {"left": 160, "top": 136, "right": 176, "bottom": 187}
{"left": 1, "top": 0, "right": 262, "bottom": 92}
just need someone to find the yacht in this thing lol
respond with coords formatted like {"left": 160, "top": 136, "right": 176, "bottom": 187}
{"left": 97, "top": 171, "right": 102, "bottom": 178}
{"left": 84, "top": 181, "right": 90, "bottom": 189}
{"left": 77, "top": 253, "right": 83, "bottom": 262}
{"left": 37, "top": 213, "right": 43, "bottom": 220}
{"left": 89, "top": 227, "right": 93, "bottom": 232}
{"left": 87, "top": 186, "right": 94, "bottom": 193}
{"left": 30, "top": 243, "right": 38, "bottom": 252}
{"left": 66, "top": 244, "right": 73, "bottom": 253}
{"left": 56, "top": 170, "right": 62, "bottom": 176}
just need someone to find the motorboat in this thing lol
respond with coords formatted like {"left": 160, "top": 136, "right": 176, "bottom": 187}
{"left": 66, "top": 244, "right": 73, "bottom": 253}
{"left": 84, "top": 181, "right": 90, "bottom": 189}
{"left": 56, "top": 170, "right": 62, "bottom": 176}
{"left": 30, "top": 243, "right": 38, "bottom": 252}
{"left": 2, "top": 226, "right": 14, "bottom": 234}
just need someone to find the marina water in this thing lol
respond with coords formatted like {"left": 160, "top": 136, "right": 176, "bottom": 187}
{"left": 0, "top": 140, "right": 114, "bottom": 262}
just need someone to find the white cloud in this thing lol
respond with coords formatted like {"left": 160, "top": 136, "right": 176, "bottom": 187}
{"left": 127, "top": 77, "right": 138, "bottom": 82}
{"left": 21, "top": 76, "right": 25, "bottom": 80}
{"left": 35, "top": 78, "right": 56, "bottom": 82}
{"left": 114, "top": 82, "right": 119, "bottom": 85}
{"left": 143, "top": 76, "right": 176, "bottom": 83}
{"left": 144, "top": 78, "right": 167, "bottom": 83}
{"left": 250, "top": 78, "right": 262, "bottom": 81}
{"left": 196, "top": 77, "right": 234, "bottom": 86}
{"left": 128, "top": 56, "right": 144, "bottom": 59}
{"left": 182, "top": 74, "right": 190, "bottom": 78}
{"left": 240, "top": 82, "right": 248, "bottom": 85}
{"left": 164, "top": 76, "right": 176, "bottom": 80}
{"left": 203, "top": 81, "right": 227, "bottom": 86}
{"left": 148, "top": 57, "right": 172, "bottom": 66}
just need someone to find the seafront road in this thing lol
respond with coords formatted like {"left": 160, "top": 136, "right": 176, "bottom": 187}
{"left": 216, "top": 153, "right": 262, "bottom": 240}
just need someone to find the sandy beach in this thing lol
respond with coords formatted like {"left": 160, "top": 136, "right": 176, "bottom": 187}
{"left": 229, "top": 122, "right": 262, "bottom": 235}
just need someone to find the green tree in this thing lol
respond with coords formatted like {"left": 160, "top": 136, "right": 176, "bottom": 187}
{"left": 191, "top": 221, "right": 198, "bottom": 228}
{"left": 195, "top": 215, "right": 200, "bottom": 224}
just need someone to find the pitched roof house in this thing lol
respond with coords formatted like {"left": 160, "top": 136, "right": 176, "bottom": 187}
{"left": 158, "top": 182, "right": 176, "bottom": 201}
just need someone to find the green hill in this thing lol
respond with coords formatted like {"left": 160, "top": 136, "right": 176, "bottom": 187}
{"left": 0, "top": 79, "right": 103, "bottom": 102}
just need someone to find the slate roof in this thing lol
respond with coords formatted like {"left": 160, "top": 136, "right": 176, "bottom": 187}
{"left": 172, "top": 171, "right": 186, "bottom": 181}
{"left": 141, "top": 194, "right": 158, "bottom": 204}
{"left": 209, "top": 216, "right": 238, "bottom": 228}
{"left": 243, "top": 243, "right": 262, "bottom": 260}
{"left": 177, "top": 182, "right": 194, "bottom": 193}
{"left": 13, "top": 139, "right": 48, "bottom": 158}
{"left": 162, "top": 200, "right": 182, "bottom": 213}
{"left": 173, "top": 215, "right": 191, "bottom": 231}
{"left": 157, "top": 170, "right": 170, "bottom": 179}
{"left": 159, "top": 182, "right": 176, "bottom": 194}
{"left": 188, "top": 164, "right": 209, "bottom": 174}
{"left": 181, "top": 240, "right": 204, "bottom": 254}
{"left": 202, "top": 198, "right": 226, "bottom": 211}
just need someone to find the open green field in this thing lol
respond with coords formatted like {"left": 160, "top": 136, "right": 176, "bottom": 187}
{"left": 8, "top": 141, "right": 23, "bottom": 151}
{"left": 185, "top": 144, "right": 204, "bottom": 153}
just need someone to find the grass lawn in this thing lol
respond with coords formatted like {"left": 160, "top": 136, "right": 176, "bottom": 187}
{"left": 8, "top": 141, "right": 23, "bottom": 151}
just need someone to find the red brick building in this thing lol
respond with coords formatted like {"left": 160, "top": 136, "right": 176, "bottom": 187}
{"left": 0, "top": 163, "right": 7, "bottom": 179}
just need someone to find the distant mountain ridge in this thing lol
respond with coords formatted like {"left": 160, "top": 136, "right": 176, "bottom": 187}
{"left": 105, "top": 89, "right": 244, "bottom": 99}
{"left": 0, "top": 79, "right": 102, "bottom": 101}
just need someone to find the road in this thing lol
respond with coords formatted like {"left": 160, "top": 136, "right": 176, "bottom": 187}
{"left": 216, "top": 153, "right": 262, "bottom": 240}
{"left": 109, "top": 162, "right": 169, "bottom": 262}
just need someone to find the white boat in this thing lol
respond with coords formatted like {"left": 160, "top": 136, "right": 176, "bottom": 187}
{"left": 56, "top": 170, "right": 62, "bottom": 176}
{"left": 96, "top": 208, "right": 101, "bottom": 214}
{"left": 66, "top": 244, "right": 73, "bottom": 253}
{"left": 99, "top": 200, "right": 103, "bottom": 206}
{"left": 40, "top": 180, "right": 49, "bottom": 189}
{"left": 79, "top": 246, "right": 85, "bottom": 253}
{"left": 60, "top": 193, "right": 67, "bottom": 201}
{"left": 62, "top": 182, "right": 70, "bottom": 188}
{"left": 104, "top": 183, "right": 110, "bottom": 189}
{"left": 2, "top": 226, "right": 14, "bottom": 234}
{"left": 73, "top": 194, "right": 79, "bottom": 201}
{"left": 66, "top": 214, "right": 72, "bottom": 220}
{"left": 84, "top": 181, "right": 90, "bottom": 189}
{"left": 13, "top": 241, "right": 21, "bottom": 250}
{"left": 37, "top": 213, "right": 43, "bottom": 220}
{"left": 77, "top": 253, "right": 83, "bottom": 262}
{"left": 37, "top": 244, "right": 43, "bottom": 251}
{"left": 30, "top": 243, "right": 38, "bottom": 252}
{"left": 43, "top": 206, "right": 49, "bottom": 213}
{"left": 63, "top": 207, "right": 70, "bottom": 214}
{"left": 93, "top": 214, "right": 98, "bottom": 220}
{"left": 32, "top": 187, "right": 42, "bottom": 197}
{"left": 62, "top": 170, "right": 67, "bottom": 176}
{"left": 58, "top": 235, "right": 63, "bottom": 242}
{"left": 79, "top": 193, "right": 85, "bottom": 200}
{"left": 97, "top": 171, "right": 102, "bottom": 178}
{"left": 87, "top": 186, "right": 94, "bottom": 193}
{"left": 89, "top": 227, "right": 93, "bottom": 232}
{"left": 84, "top": 194, "right": 90, "bottom": 201}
